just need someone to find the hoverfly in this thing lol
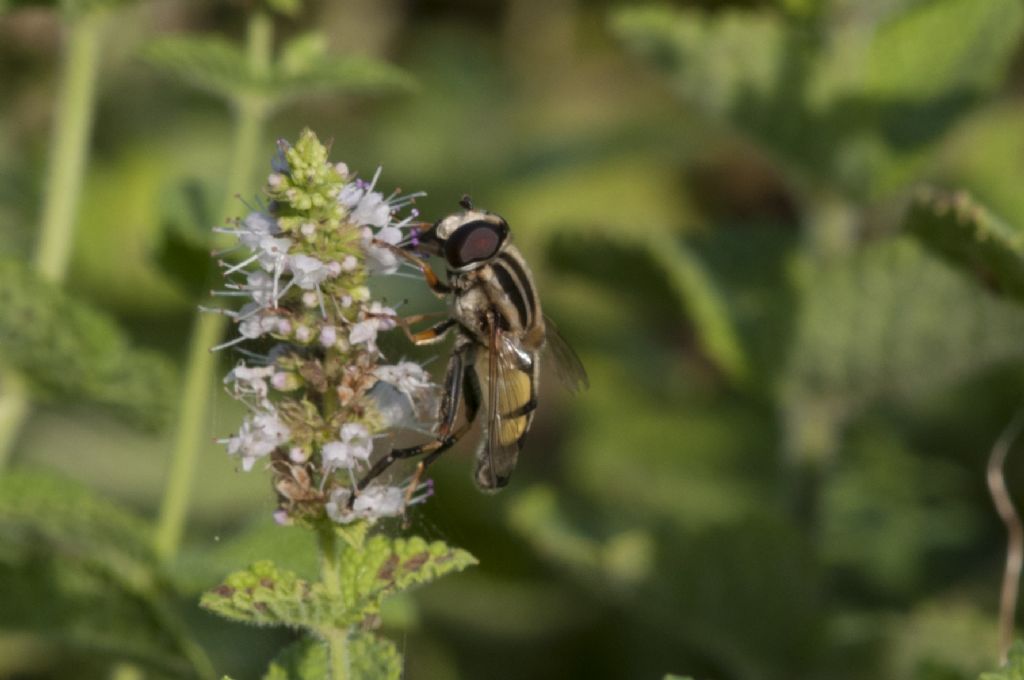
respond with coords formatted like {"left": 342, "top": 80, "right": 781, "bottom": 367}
{"left": 354, "top": 197, "right": 588, "bottom": 496}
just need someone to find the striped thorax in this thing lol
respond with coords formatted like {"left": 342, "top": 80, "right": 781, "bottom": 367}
{"left": 438, "top": 210, "right": 545, "bottom": 350}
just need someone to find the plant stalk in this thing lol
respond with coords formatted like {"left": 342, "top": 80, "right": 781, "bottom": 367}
{"left": 987, "top": 408, "right": 1024, "bottom": 665}
{"left": 0, "top": 373, "right": 31, "bottom": 469}
{"left": 318, "top": 527, "right": 350, "bottom": 680}
{"left": 35, "top": 9, "right": 107, "bottom": 281}
{"left": 0, "top": 9, "right": 108, "bottom": 469}
{"left": 153, "top": 12, "right": 272, "bottom": 563}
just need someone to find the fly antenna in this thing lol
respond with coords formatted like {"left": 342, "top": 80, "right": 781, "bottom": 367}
{"left": 459, "top": 194, "right": 473, "bottom": 210}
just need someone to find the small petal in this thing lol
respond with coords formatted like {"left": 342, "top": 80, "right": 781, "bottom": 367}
{"left": 289, "top": 253, "right": 330, "bottom": 290}
{"left": 349, "top": 319, "right": 378, "bottom": 346}
{"left": 320, "top": 325, "right": 338, "bottom": 347}
{"left": 352, "top": 485, "right": 405, "bottom": 518}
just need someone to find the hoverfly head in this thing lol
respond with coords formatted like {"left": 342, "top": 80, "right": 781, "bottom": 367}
{"left": 436, "top": 202, "right": 510, "bottom": 271}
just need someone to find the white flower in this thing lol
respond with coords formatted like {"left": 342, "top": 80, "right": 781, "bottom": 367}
{"left": 377, "top": 225, "right": 402, "bottom": 245}
{"left": 372, "top": 361, "right": 437, "bottom": 425}
{"left": 244, "top": 270, "right": 278, "bottom": 307}
{"left": 325, "top": 483, "right": 426, "bottom": 524}
{"left": 225, "top": 363, "right": 276, "bottom": 399}
{"left": 257, "top": 236, "right": 292, "bottom": 272}
{"left": 368, "top": 302, "right": 397, "bottom": 331}
{"left": 238, "top": 211, "right": 278, "bottom": 249}
{"left": 352, "top": 485, "right": 405, "bottom": 518}
{"left": 374, "top": 361, "right": 433, "bottom": 398}
{"left": 349, "top": 319, "right": 379, "bottom": 346}
{"left": 320, "top": 325, "right": 338, "bottom": 347}
{"left": 351, "top": 191, "right": 391, "bottom": 228}
{"left": 325, "top": 487, "right": 354, "bottom": 523}
{"left": 221, "top": 408, "right": 290, "bottom": 471}
{"left": 367, "top": 381, "right": 417, "bottom": 430}
{"left": 338, "top": 183, "right": 364, "bottom": 209}
{"left": 322, "top": 422, "right": 373, "bottom": 471}
{"left": 364, "top": 237, "right": 401, "bottom": 275}
{"left": 288, "top": 254, "right": 331, "bottom": 290}
{"left": 239, "top": 312, "right": 281, "bottom": 340}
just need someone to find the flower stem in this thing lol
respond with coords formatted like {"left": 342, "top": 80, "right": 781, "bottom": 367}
{"left": 987, "top": 408, "right": 1024, "bottom": 665}
{"left": 153, "top": 12, "right": 272, "bottom": 563}
{"left": 0, "top": 8, "right": 108, "bottom": 470}
{"left": 0, "top": 372, "right": 31, "bottom": 470}
{"left": 318, "top": 526, "right": 350, "bottom": 680}
{"left": 35, "top": 9, "right": 107, "bottom": 281}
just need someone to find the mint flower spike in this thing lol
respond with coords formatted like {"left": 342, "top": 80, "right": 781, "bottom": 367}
{"left": 209, "top": 128, "right": 439, "bottom": 525}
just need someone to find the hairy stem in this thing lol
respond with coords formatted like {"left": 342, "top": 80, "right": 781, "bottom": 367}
{"left": 153, "top": 13, "right": 272, "bottom": 563}
{"left": 35, "top": 10, "right": 107, "bottom": 281}
{"left": 318, "top": 527, "right": 350, "bottom": 680}
{"left": 987, "top": 408, "right": 1024, "bottom": 665}
{"left": 0, "top": 9, "right": 108, "bottom": 469}
{"left": 0, "top": 373, "right": 31, "bottom": 470}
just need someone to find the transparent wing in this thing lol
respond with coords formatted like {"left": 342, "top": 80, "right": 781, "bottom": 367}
{"left": 474, "top": 322, "right": 533, "bottom": 490}
{"left": 543, "top": 314, "right": 589, "bottom": 393}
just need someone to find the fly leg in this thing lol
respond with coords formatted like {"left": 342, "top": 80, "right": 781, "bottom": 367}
{"left": 350, "top": 337, "right": 476, "bottom": 505}
{"left": 395, "top": 314, "right": 456, "bottom": 346}
{"left": 402, "top": 356, "right": 482, "bottom": 506}
{"left": 371, "top": 239, "right": 450, "bottom": 297}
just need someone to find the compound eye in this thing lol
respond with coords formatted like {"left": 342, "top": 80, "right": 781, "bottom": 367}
{"left": 445, "top": 221, "right": 505, "bottom": 268}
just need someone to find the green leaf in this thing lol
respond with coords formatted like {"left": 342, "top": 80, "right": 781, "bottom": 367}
{"left": 609, "top": 5, "right": 824, "bottom": 166}
{"left": 0, "top": 257, "right": 176, "bottom": 428}
{"left": 349, "top": 632, "right": 401, "bottom": 680}
{"left": 143, "top": 36, "right": 414, "bottom": 105}
{"left": 6, "top": 0, "right": 137, "bottom": 15}
{"left": 884, "top": 600, "right": 998, "bottom": 679}
{"left": 338, "top": 535, "right": 477, "bottom": 614}
{"left": 905, "top": 187, "right": 1024, "bottom": 302}
{"left": 507, "top": 485, "right": 653, "bottom": 587}
{"left": 611, "top": 2, "right": 1021, "bottom": 197}
{"left": 262, "top": 634, "right": 399, "bottom": 680}
{"left": 200, "top": 538, "right": 475, "bottom": 630}
{"left": 648, "top": 233, "right": 749, "bottom": 381}
{"left": 279, "top": 33, "right": 328, "bottom": 76}
{"left": 155, "top": 179, "right": 218, "bottom": 299}
{"left": 562, "top": 356, "right": 775, "bottom": 530}
{"left": 781, "top": 238, "right": 1024, "bottom": 461}
{"left": 611, "top": 6, "right": 791, "bottom": 123}
{"left": 265, "top": 55, "right": 415, "bottom": 101}
{"left": 174, "top": 519, "right": 318, "bottom": 595}
{"left": 0, "top": 470, "right": 212, "bottom": 677}
{"left": 942, "top": 103, "right": 1024, "bottom": 232}
{"left": 0, "top": 556, "right": 192, "bottom": 676}
{"left": 981, "top": 641, "right": 1024, "bottom": 679}
{"left": 265, "top": 0, "right": 301, "bottom": 17}
{"left": 263, "top": 639, "right": 326, "bottom": 680}
{"left": 821, "top": 425, "right": 979, "bottom": 593}
{"left": 0, "top": 469, "right": 157, "bottom": 586}
{"left": 142, "top": 36, "right": 251, "bottom": 102}
{"left": 200, "top": 560, "right": 340, "bottom": 628}
{"left": 861, "top": 0, "right": 1024, "bottom": 103}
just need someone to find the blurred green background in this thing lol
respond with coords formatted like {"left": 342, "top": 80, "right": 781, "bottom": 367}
{"left": 5, "top": 0, "right": 1024, "bottom": 678}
